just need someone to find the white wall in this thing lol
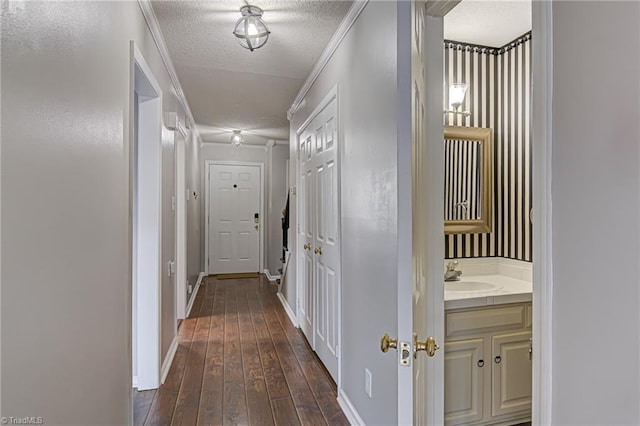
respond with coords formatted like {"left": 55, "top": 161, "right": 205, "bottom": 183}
{"left": 1, "top": 2, "right": 201, "bottom": 423}
{"left": 288, "top": 2, "right": 401, "bottom": 423}
{"left": 551, "top": 2, "right": 640, "bottom": 424}
{"left": 200, "top": 143, "right": 288, "bottom": 277}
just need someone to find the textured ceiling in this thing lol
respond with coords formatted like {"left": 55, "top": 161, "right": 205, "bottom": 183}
{"left": 444, "top": 0, "right": 531, "bottom": 48}
{"left": 151, "top": 0, "right": 353, "bottom": 145}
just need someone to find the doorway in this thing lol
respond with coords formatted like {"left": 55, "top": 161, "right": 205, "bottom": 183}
{"left": 131, "top": 43, "right": 163, "bottom": 391}
{"left": 205, "top": 161, "right": 264, "bottom": 275}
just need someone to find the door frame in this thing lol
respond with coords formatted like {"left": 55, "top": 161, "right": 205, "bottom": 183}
{"left": 294, "top": 85, "right": 342, "bottom": 388}
{"left": 419, "top": 0, "right": 554, "bottom": 423}
{"left": 130, "top": 41, "right": 163, "bottom": 391}
{"left": 530, "top": 1, "right": 554, "bottom": 423}
{"left": 204, "top": 160, "right": 265, "bottom": 275}
{"left": 174, "top": 122, "right": 188, "bottom": 320}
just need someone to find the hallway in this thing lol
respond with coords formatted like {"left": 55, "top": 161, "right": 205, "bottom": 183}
{"left": 134, "top": 275, "right": 348, "bottom": 425}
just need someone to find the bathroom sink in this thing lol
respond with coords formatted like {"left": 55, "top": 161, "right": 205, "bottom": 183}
{"left": 445, "top": 281, "right": 502, "bottom": 293}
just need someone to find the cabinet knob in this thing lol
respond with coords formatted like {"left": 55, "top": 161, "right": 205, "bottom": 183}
{"left": 494, "top": 355, "right": 501, "bottom": 364}
{"left": 477, "top": 360, "right": 484, "bottom": 367}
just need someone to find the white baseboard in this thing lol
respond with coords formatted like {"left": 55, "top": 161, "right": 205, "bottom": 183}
{"left": 338, "top": 389, "right": 365, "bottom": 426}
{"left": 185, "top": 272, "right": 204, "bottom": 317}
{"left": 277, "top": 292, "right": 298, "bottom": 328}
{"left": 160, "top": 336, "right": 178, "bottom": 385}
{"left": 264, "top": 269, "right": 281, "bottom": 282}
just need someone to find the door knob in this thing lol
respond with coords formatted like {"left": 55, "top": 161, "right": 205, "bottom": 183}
{"left": 414, "top": 333, "right": 440, "bottom": 358}
{"left": 254, "top": 224, "right": 259, "bottom": 230}
{"left": 314, "top": 245, "right": 323, "bottom": 255}
{"left": 303, "top": 243, "right": 311, "bottom": 250}
{"left": 380, "top": 333, "right": 398, "bottom": 353}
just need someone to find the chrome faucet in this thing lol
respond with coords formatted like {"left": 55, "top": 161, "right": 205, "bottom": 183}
{"left": 444, "top": 261, "right": 462, "bottom": 281}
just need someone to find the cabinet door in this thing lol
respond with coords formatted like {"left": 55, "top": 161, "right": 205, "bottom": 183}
{"left": 445, "top": 338, "right": 485, "bottom": 425}
{"left": 491, "top": 331, "right": 532, "bottom": 417}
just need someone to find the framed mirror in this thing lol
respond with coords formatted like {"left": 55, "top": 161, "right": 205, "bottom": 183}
{"left": 444, "top": 126, "right": 493, "bottom": 234}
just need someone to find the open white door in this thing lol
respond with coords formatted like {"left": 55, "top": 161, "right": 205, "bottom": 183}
{"left": 412, "top": 2, "right": 446, "bottom": 424}
{"left": 390, "top": 2, "right": 445, "bottom": 424}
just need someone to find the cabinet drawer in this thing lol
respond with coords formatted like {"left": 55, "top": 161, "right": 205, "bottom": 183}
{"left": 447, "top": 306, "right": 526, "bottom": 338}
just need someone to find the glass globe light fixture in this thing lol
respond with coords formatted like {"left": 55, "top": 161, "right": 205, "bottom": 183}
{"left": 232, "top": 5, "right": 270, "bottom": 52}
{"left": 231, "top": 130, "right": 243, "bottom": 146}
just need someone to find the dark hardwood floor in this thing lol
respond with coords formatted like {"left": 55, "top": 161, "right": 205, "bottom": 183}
{"left": 134, "top": 275, "right": 348, "bottom": 426}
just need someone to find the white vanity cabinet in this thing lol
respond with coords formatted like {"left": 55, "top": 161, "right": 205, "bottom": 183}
{"left": 445, "top": 303, "right": 532, "bottom": 426}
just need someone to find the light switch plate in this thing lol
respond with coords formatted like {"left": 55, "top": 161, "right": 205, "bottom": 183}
{"left": 365, "top": 369, "right": 372, "bottom": 398}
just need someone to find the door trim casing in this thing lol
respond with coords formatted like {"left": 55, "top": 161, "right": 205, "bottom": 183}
{"left": 294, "top": 85, "right": 342, "bottom": 388}
{"left": 204, "top": 160, "right": 265, "bottom": 275}
{"left": 531, "top": 1, "right": 554, "bottom": 423}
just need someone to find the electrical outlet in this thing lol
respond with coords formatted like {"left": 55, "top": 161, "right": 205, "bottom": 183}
{"left": 365, "top": 369, "right": 372, "bottom": 398}
{"left": 188, "top": 284, "right": 193, "bottom": 294}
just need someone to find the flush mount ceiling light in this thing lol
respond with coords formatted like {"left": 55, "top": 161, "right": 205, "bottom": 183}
{"left": 445, "top": 83, "right": 471, "bottom": 117}
{"left": 231, "top": 130, "right": 243, "bottom": 146}
{"left": 232, "top": 5, "right": 270, "bottom": 52}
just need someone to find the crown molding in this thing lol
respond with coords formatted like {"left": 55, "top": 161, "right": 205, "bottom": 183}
{"left": 287, "top": 0, "right": 368, "bottom": 121}
{"left": 137, "top": 0, "right": 202, "bottom": 143}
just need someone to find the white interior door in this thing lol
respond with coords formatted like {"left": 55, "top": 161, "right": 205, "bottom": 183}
{"left": 312, "top": 101, "right": 339, "bottom": 380}
{"left": 296, "top": 92, "right": 340, "bottom": 382}
{"left": 379, "top": 4, "right": 446, "bottom": 423}
{"left": 299, "top": 131, "right": 314, "bottom": 339}
{"left": 405, "top": 1, "right": 446, "bottom": 424}
{"left": 208, "top": 164, "right": 261, "bottom": 274}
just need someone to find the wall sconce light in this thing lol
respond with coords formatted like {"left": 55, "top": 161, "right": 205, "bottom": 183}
{"left": 231, "top": 130, "right": 243, "bottom": 146}
{"left": 232, "top": 5, "right": 271, "bottom": 52}
{"left": 445, "top": 83, "right": 470, "bottom": 117}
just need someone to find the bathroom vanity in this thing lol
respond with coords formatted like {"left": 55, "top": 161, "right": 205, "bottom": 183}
{"left": 444, "top": 272, "right": 532, "bottom": 426}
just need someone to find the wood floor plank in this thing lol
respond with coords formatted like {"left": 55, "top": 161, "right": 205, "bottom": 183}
{"left": 197, "top": 281, "right": 225, "bottom": 425}
{"left": 135, "top": 275, "right": 346, "bottom": 426}
{"left": 134, "top": 390, "right": 156, "bottom": 426}
{"left": 171, "top": 281, "right": 214, "bottom": 425}
{"left": 258, "top": 290, "right": 327, "bottom": 426}
{"left": 222, "top": 284, "right": 249, "bottom": 425}
{"left": 273, "top": 302, "right": 349, "bottom": 425}
{"left": 271, "top": 397, "right": 302, "bottom": 426}
{"left": 238, "top": 290, "right": 275, "bottom": 426}
{"left": 246, "top": 290, "right": 291, "bottom": 400}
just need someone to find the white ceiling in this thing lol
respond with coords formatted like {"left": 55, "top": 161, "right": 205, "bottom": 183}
{"left": 444, "top": 0, "right": 531, "bottom": 48}
{"left": 151, "top": 0, "right": 353, "bottom": 145}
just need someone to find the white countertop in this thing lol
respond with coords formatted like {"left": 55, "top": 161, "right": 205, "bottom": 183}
{"left": 444, "top": 274, "right": 532, "bottom": 310}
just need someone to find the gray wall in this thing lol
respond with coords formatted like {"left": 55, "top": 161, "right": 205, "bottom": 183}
{"left": 200, "top": 143, "right": 288, "bottom": 277}
{"left": 551, "top": 1, "right": 640, "bottom": 424}
{"left": 1, "top": 1, "right": 201, "bottom": 423}
{"left": 288, "top": 2, "right": 400, "bottom": 423}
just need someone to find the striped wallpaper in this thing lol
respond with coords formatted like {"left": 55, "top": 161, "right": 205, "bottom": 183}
{"left": 444, "top": 32, "right": 532, "bottom": 262}
{"left": 444, "top": 138, "right": 482, "bottom": 221}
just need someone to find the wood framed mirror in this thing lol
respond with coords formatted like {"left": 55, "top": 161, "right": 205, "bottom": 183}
{"left": 444, "top": 126, "right": 493, "bottom": 234}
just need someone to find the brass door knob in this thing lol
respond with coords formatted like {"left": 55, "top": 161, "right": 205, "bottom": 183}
{"left": 380, "top": 333, "right": 398, "bottom": 353}
{"left": 414, "top": 334, "right": 440, "bottom": 358}
{"left": 255, "top": 224, "right": 259, "bottom": 230}
{"left": 303, "top": 243, "right": 311, "bottom": 250}
{"left": 314, "top": 246, "right": 323, "bottom": 255}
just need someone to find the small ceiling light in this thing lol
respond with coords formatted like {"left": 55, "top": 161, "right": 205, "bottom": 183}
{"left": 232, "top": 5, "right": 270, "bottom": 52}
{"left": 445, "top": 83, "right": 470, "bottom": 117}
{"left": 231, "top": 130, "right": 243, "bottom": 146}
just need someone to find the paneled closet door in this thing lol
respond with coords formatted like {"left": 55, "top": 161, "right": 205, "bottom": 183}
{"left": 298, "top": 131, "right": 315, "bottom": 341}
{"left": 312, "top": 102, "right": 339, "bottom": 380}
